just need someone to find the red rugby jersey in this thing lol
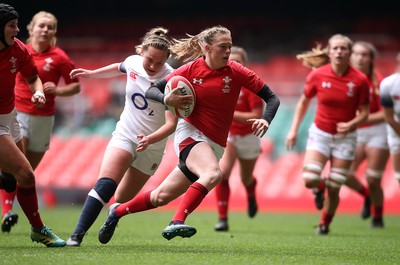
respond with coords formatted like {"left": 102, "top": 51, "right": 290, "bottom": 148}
{"left": 15, "top": 44, "right": 79, "bottom": 116}
{"left": 0, "top": 38, "right": 38, "bottom": 114}
{"left": 304, "top": 64, "right": 369, "bottom": 134}
{"left": 358, "top": 71, "right": 384, "bottom": 128}
{"left": 168, "top": 57, "right": 265, "bottom": 147}
{"left": 229, "top": 88, "right": 263, "bottom": 136}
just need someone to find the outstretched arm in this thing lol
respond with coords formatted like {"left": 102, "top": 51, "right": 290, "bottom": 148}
{"left": 69, "top": 63, "right": 123, "bottom": 79}
{"left": 43, "top": 81, "right": 81, "bottom": 97}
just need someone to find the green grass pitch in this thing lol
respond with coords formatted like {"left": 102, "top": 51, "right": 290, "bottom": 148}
{"left": 0, "top": 206, "right": 399, "bottom": 265}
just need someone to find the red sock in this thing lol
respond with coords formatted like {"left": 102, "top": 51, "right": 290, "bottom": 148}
{"left": 246, "top": 178, "right": 257, "bottom": 199}
{"left": 319, "top": 210, "right": 334, "bottom": 226}
{"left": 317, "top": 178, "right": 326, "bottom": 191}
{"left": 1, "top": 190, "right": 16, "bottom": 216}
{"left": 372, "top": 206, "right": 383, "bottom": 219}
{"left": 115, "top": 190, "right": 155, "bottom": 217}
{"left": 215, "top": 179, "right": 230, "bottom": 219}
{"left": 172, "top": 182, "right": 208, "bottom": 223}
{"left": 16, "top": 186, "right": 44, "bottom": 228}
{"left": 358, "top": 186, "right": 370, "bottom": 198}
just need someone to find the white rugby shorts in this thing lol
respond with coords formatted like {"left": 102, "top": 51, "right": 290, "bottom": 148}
{"left": 306, "top": 123, "right": 357, "bottom": 161}
{"left": 356, "top": 123, "right": 388, "bottom": 149}
{"left": 17, "top": 111, "right": 54, "bottom": 152}
{"left": 174, "top": 119, "right": 224, "bottom": 161}
{"left": 0, "top": 109, "right": 23, "bottom": 143}
{"left": 109, "top": 130, "right": 164, "bottom": 175}
{"left": 227, "top": 133, "right": 261, "bottom": 160}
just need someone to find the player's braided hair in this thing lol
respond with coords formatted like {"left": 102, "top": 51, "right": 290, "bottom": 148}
{"left": 171, "top": 25, "right": 231, "bottom": 62}
{"left": 135, "top": 27, "right": 172, "bottom": 57}
{"left": 0, "top": 3, "right": 18, "bottom": 47}
{"left": 296, "top": 43, "right": 329, "bottom": 69}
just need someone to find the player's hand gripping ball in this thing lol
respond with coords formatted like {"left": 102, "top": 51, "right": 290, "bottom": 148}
{"left": 165, "top": 76, "right": 196, "bottom": 118}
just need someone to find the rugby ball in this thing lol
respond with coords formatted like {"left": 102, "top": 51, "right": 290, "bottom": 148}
{"left": 165, "top": 76, "right": 196, "bottom": 118}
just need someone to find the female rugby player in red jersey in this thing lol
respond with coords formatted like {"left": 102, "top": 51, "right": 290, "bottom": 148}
{"left": 0, "top": 3, "right": 65, "bottom": 247}
{"left": 213, "top": 46, "right": 264, "bottom": 232}
{"left": 1, "top": 11, "right": 80, "bottom": 233}
{"left": 286, "top": 34, "right": 370, "bottom": 235}
{"left": 296, "top": 41, "right": 389, "bottom": 229}
{"left": 345, "top": 41, "right": 389, "bottom": 228}
{"left": 97, "top": 25, "right": 280, "bottom": 243}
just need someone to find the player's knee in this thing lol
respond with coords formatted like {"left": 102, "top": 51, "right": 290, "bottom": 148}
{"left": 15, "top": 167, "right": 35, "bottom": 187}
{"left": 304, "top": 180, "right": 318, "bottom": 189}
{"left": 302, "top": 160, "right": 323, "bottom": 186}
{"left": 89, "top": 178, "right": 117, "bottom": 205}
{"left": 152, "top": 190, "right": 172, "bottom": 207}
{"left": 206, "top": 169, "right": 222, "bottom": 187}
{"left": 221, "top": 171, "right": 230, "bottom": 180}
{"left": 366, "top": 168, "right": 383, "bottom": 180}
{"left": 365, "top": 169, "right": 383, "bottom": 187}
{"left": 326, "top": 168, "right": 348, "bottom": 188}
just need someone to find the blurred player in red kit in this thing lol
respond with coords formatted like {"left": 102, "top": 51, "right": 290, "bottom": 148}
{"left": 0, "top": 3, "right": 65, "bottom": 247}
{"left": 1, "top": 10, "right": 80, "bottom": 233}
{"left": 214, "top": 46, "right": 264, "bottom": 232}
{"left": 286, "top": 34, "right": 370, "bottom": 235}
{"left": 344, "top": 41, "right": 389, "bottom": 228}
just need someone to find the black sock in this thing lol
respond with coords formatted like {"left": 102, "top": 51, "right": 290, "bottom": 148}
{"left": 72, "top": 178, "right": 117, "bottom": 235}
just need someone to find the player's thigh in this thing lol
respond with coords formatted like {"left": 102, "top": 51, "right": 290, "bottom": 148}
{"left": 349, "top": 144, "right": 367, "bottom": 172}
{"left": 365, "top": 147, "right": 390, "bottom": 171}
{"left": 115, "top": 167, "right": 150, "bottom": 202}
{"left": 0, "top": 135, "right": 30, "bottom": 175}
{"left": 99, "top": 145, "right": 133, "bottom": 181}
{"left": 219, "top": 141, "right": 237, "bottom": 179}
{"left": 152, "top": 167, "right": 192, "bottom": 205}
{"left": 238, "top": 158, "right": 257, "bottom": 182}
{"left": 391, "top": 152, "right": 400, "bottom": 172}
{"left": 303, "top": 149, "right": 328, "bottom": 166}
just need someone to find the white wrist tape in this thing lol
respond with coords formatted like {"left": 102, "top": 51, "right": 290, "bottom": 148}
{"left": 34, "top": 90, "right": 45, "bottom": 98}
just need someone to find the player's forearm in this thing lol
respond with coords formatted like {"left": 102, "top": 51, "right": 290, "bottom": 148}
{"left": 27, "top": 75, "right": 44, "bottom": 94}
{"left": 55, "top": 82, "right": 81, "bottom": 96}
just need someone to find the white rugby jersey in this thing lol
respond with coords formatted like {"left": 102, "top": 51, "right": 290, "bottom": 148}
{"left": 380, "top": 72, "right": 400, "bottom": 137}
{"left": 114, "top": 55, "right": 173, "bottom": 150}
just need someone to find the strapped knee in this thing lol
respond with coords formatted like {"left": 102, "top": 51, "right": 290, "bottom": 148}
{"left": 88, "top": 178, "right": 117, "bottom": 205}
{"left": 302, "top": 161, "right": 323, "bottom": 181}
{"left": 365, "top": 168, "right": 383, "bottom": 179}
{"left": 326, "top": 168, "right": 348, "bottom": 188}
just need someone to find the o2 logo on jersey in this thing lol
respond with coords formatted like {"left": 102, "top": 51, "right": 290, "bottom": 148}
{"left": 131, "top": 93, "right": 154, "bottom": 116}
